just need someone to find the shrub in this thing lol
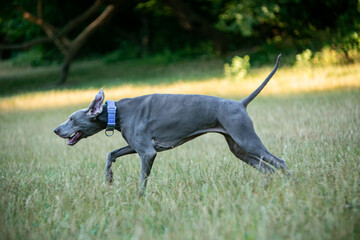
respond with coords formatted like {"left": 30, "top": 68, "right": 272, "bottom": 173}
{"left": 224, "top": 55, "right": 250, "bottom": 80}
{"left": 295, "top": 49, "right": 313, "bottom": 68}
{"left": 312, "top": 47, "right": 343, "bottom": 65}
{"left": 295, "top": 32, "right": 360, "bottom": 67}
{"left": 341, "top": 31, "right": 360, "bottom": 63}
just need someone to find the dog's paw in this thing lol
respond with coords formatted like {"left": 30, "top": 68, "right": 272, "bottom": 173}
{"left": 105, "top": 169, "right": 114, "bottom": 184}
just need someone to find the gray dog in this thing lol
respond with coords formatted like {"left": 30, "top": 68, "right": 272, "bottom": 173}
{"left": 54, "top": 54, "right": 292, "bottom": 196}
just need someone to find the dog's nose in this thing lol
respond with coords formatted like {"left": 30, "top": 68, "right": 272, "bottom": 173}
{"left": 54, "top": 127, "right": 59, "bottom": 135}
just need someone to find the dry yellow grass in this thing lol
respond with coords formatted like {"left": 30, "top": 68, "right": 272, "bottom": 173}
{"left": 0, "top": 63, "right": 359, "bottom": 111}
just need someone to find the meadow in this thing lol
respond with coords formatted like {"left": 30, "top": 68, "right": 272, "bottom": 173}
{"left": 0, "top": 58, "right": 359, "bottom": 239}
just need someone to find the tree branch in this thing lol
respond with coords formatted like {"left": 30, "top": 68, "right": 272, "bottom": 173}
{"left": 73, "top": 4, "right": 117, "bottom": 48}
{"left": 15, "top": 5, "right": 70, "bottom": 54}
{"left": 15, "top": 5, "right": 53, "bottom": 30}
{"left": 7, "top": 1, "right": 109, "bottom": 53}
{"left": 0, "top": 37, "right": 52, "bottom": 50}
{"left": 56, "top": 0, "right": 104, "bottom": 38}
{"left": 59, "top": 4, "right": 118, "bottom": 83}
{"left": 57, "top": 0, "right": 126, "bottom": 38}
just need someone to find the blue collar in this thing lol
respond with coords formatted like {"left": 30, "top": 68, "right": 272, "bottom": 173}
{"left": 105, "top": 100, "right": 116, "bottom": 136}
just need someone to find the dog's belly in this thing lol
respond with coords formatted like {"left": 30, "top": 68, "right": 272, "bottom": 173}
{"left": 151, "top": 126, "right": 227, "bottom": 151}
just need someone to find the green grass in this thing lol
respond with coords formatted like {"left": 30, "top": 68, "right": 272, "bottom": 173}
{"left": 0, "top": 57, "right": 359, "bottom": 239}
{"left": 0, "top": 88, "right": 359, "bottom": 239}
{"left": 0, "top": 58, "right": 224, "bottom": 97}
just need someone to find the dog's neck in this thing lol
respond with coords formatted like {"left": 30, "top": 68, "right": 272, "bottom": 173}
{"left": 97, "top": 104, "right": 120, "bottom": 130}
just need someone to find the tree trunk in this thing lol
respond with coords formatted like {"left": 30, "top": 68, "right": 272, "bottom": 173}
{"left": 59, "top": 4, "right": 117, "bottom": 84}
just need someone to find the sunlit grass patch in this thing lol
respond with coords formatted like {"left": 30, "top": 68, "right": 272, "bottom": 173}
{"left": 0, "top": 62, "right": 359, "bottom": 111}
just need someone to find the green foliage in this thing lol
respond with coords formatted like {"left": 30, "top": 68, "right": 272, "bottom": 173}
{"left": 103, "top": 42, "right": 141, "bottom": 64}
{"left": 104, "top": 41, "right": 214, "bottom": 65}
{"left": 11, "top": 47, "right": 44, "bottom": 66}
{"left": 1, "top": 0, "right": 359, "bottom": 68}
{"left": 341, "top": 31, "right": 360, "bottom": 62}
{"left": 224, "top": 55, "right": 250, "bottom": 80}
{"left": 216, "top": 2, "right": 256, "bottom": 37}
{"left": 0, "top": 4, "right": 42, "bottom": 43}
{"left": 216, "top": 1, "right": 281, "bottom": 37}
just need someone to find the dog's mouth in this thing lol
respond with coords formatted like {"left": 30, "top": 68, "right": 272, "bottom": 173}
{"left": 67, "top": 131, "right": 83, "bottom": 146}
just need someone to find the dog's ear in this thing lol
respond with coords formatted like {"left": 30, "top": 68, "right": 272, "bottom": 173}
{"left": 87, "top": 88, "right": 104, "bottom": 118}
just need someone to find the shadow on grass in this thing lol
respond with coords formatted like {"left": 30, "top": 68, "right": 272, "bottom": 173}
{"left": 0, "top": 57, "right": 224, "bottom": 97}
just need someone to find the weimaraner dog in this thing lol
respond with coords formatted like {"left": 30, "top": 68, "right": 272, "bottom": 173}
{"left": 54, "top": 54, "right": 293, "bottom": 196}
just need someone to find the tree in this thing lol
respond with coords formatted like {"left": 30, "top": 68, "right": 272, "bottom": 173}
{"left": 161, "top": 0, "right": 228, "bottom": 54}
{"left": 1, "top": 0, "right": 358, "bottom": 82}
{"left": 0, "top": 0, "right": 123, "bottom": 84}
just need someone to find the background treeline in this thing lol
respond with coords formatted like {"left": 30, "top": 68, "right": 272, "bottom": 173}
{"left": 1, "top": 0, "right": 359, "bottom": 67}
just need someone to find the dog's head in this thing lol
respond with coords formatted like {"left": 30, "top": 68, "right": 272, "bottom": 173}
{"left": 54, "top": 89, "right": 106, "bottom": 146}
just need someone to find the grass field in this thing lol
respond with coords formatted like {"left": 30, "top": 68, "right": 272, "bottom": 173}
{"left": 0, "top": 58, "right": 359, "bottom": 239}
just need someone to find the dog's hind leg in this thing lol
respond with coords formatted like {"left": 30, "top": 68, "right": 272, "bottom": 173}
{"left": 221, "top": 116, "right": 293, "bottom": 177}
{"left": 105, "top": 145, "right": 136, "bottom": 183}
{"left": 224, "top": 135, "right": 275, "bottom": 174}
{"left": 261, "top": 152, "right": 294, "bottom": 177}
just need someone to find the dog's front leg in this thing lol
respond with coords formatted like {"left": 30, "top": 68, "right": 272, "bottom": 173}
{"left": 137, "top": 149, "right": 157, "bottom": 197}
{"left": 105, "top": 145, "right": 136, "bottom": 183}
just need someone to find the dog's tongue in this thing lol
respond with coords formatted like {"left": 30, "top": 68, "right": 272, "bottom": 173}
{"left": 67, "top": 131, "right": 82, "bottom": 145}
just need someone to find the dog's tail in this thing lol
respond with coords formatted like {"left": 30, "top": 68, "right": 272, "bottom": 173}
{"left": 240, "top": 54, "right": 281, "bottom": 108}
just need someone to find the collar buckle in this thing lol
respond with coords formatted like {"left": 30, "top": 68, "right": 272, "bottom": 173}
{"left": 105, "top": 130, "right": 115, "bottom": 137}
